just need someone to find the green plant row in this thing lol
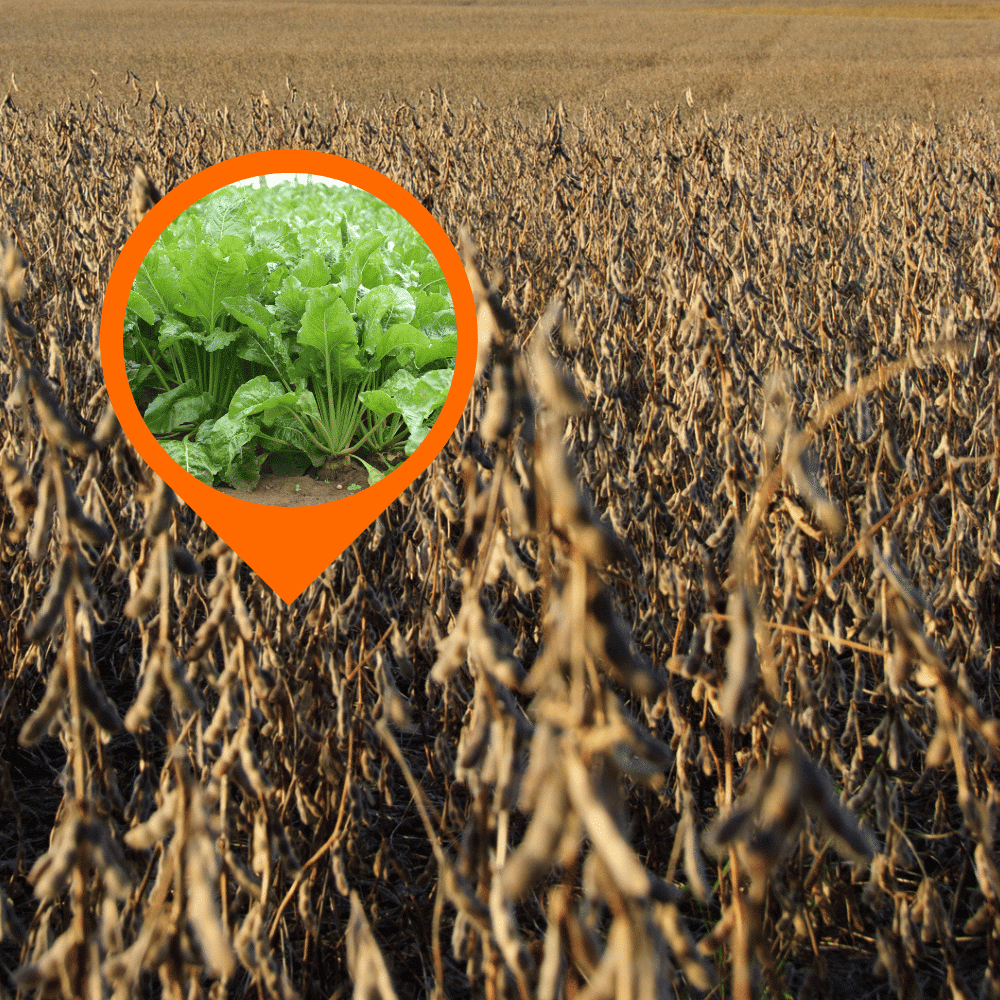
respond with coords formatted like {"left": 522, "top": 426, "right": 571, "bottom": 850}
{"left": 124, "top": 176, "right": 457, "bottom": 490}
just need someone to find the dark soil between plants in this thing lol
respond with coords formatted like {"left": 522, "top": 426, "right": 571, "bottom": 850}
{"left": 214, "top": 456, "right": 372, "bottom": 507}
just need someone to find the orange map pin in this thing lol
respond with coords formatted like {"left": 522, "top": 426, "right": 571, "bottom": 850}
{"left": 101, "top": 151, "right": 475, "bottom": 603}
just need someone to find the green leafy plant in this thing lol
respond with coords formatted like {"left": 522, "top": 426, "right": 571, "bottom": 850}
{"left": 125, "top": 177, "right": 457, "bottom": 490}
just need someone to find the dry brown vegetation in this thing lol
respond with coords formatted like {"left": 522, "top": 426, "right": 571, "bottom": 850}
{"left": 2, "top": 82, "right": 1000, "bottom": 1000}
{"left": 6, "top": 1, "right": 1000, "bottom": 123}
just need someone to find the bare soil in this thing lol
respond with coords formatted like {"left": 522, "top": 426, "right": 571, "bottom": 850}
{"left": 214, "top": 456, "right": 371, "bottom": 507}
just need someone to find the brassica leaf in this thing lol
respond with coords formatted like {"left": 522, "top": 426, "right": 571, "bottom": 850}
{"left": 144, "top": 382, "right": 216, "bottom": 435}
{"left": 159, "top": 439, "right": 217, "bottom": 486}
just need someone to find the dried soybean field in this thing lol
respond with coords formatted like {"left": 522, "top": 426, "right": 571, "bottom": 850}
{"left": 7, "top": 1, "right": 1000, "bottom": 123}
{"left": 1, "top": 87, "right": 1000, "bottom": 1000}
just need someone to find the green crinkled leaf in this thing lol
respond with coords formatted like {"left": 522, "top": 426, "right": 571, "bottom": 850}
{"left": 298, "top": 288, "right": 363, "bottom": 378}
{"left": 218, "top": 234, "right": 247, "bottom": 259}
{"left": 308, "top": 219, "right": 343, "bottom": 253}
{"left": 262, "top": 386, "right": 323, "bottom": 426}
{"left": 252, "top": 219, "right": 299, "bottom": 260}
{"left": 257, "top": 408, "right": 328, "bottom": 467}
{"left": 133, "top": 252, "right": 184, "bottom": 318}
{"left": 343, "top": 232, "right": 384, "bottom": 304}
{"left": 372, "top": 367, "right": 454, "bottom": 453}
{"left": 291, "top": 250, "right": 331, "bottom": 289}
{"left": 363, "top": 323, "right": 430, "bottom": 367}
{"left": 414, "top": 257, "right": 448, "bottom": 295}
{"left": 223, "top": 295, "right": 276, "bottom": 336}
{"left": 198, "top": 190, "right": 250, "bottom": 246}
{"left": 159, "top": 439, "right": 218, "bottom": 486}
{"left": 223, "top": 296, "right": 291, "bottom": 375}
{"left": 412, "top": 291, "right": 457, "bottom": 338}
{"left": 203, "top": 325, "right": 242, "bottom": 352}
{"left": 127, "top": 289, "right": 156, "bottom": 325}
{"left": 195, "top": 418, "right": 216, "bottom": 444}
{"left": 176, "top": 243, "right": 252, "bottom": 333}
{"left": 237, "top": 337, "right": 284, "bottom": 371}
{"left": 361, "top": 252, "right": 388, "bottom": 288}
{"left": 144, "top": 382, "right": 217, "bottom": 435}
{"left": 220, "top": 443, "right": 266, "bottom": 492}
{"left": 244, "top": 242, "right": 288, "bottom": 279}
{"left": 358, "top": 388, "right": 404, "bottom": 422}
{"left": 263, "top": 264, "right": 289, "bottom": 299}
{"left": 206, "top": 413, "right": 259, "bottom": 471}
{"left": 157, "top": 316, "right": 202, "bottom": 352}
{"left": 414, "top": 334, "right": 458, "bottom": 370}
{"left": 357, "top": 285, "right": 416, "bottom": 331}
{"left": 275, "top": 275, "right": 311, "bottom": 327}
{"left": 228, "top": 375, "right": 297, "bottom": 420}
